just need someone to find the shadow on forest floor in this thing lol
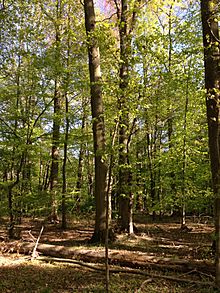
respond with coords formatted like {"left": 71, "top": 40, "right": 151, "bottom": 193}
{"left": 0, "top": 213, "right": 216, "bottom": 293}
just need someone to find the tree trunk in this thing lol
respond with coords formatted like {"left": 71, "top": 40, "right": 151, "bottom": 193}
{"left": 181, "top": 61, "right": 190, "bottom": 228}
{"left": 61, "top": 4, "right": 72, "bottom": 229}
{"left": 49, "top": 0, "right": 62, "bottom": 223}
{"left": 75, "top": 104, "right": 86, "bottom": 210}
{"left": 147, "top": 131, "right": 156, "bottom": 220}
{"left": 84, "top": 0, "right": 108, "bottom": 243}
{"left": 201, "top": 0, "right": 220, "bottom": 287}
{"left": 49, "top": 82, "right": 61, "bottom": 223}
{"left": 86, "top": 146, "right": 94, "bottom": 196}
{"left": 61, "top": 92, "right": 69, "bottom": 229}
{"left": 7, "top": 54, "right": 22, "bottom": 238}
{"left": 117, "top": 0, "right": 133, "bottom": 233}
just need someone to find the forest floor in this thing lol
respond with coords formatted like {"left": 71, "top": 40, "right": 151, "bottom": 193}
{"left": 0, "top": 214, "right": 217, "bottom": 293}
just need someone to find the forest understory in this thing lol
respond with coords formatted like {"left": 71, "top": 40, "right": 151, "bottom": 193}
{"left": 0, "top": 214, "right": 216, "bottom": 293}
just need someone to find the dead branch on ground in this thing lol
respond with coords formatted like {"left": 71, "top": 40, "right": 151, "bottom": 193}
{"left": 36, "top": 256, "right": 214, "bottom": 287}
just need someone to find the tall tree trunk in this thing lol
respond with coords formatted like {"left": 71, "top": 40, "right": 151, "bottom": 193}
{"left": 107, "top": 122, "right": 119, "bottom": 222}
{"left": 147, "top": 131, "right": 156, "bottom": 220}
{"left": 117, "top": 0, "right": 133, "bottom": 233}
{"left": 116, "top": 0, "right": 141, "bottom": 233}
{"left": 61, "top": 92, "right": 69, "bottom": 229}
{"left": 84, "top": 0, "right": 108, "bottom": 243}
{"left": 181, "top": 61, "right": 190, "bottom": 228}
{"left": 7, "top": 54, "right": 21, "bottom": 238}
{"left": 49, "top": 79, "right": 61, "bottom": 223}
{"left": 8, "top": 154, "right": 24, "bottom": 238}
{"left": 166, "top": 2, "right": 178, "bottom": 216}
{"left": 201, "top": 0, "right": 220, "bottom": 287}
{"left": 49, "top": 0, "right": 62, "bottom": 223}
{"left": 76, "top": 103, "right": 86, "bottom": 210}
{"left": 167, "top": 2, "right": 173, "bottom": 149}
{"left": 61, "top": 3, "right": 71, "bottom": 229}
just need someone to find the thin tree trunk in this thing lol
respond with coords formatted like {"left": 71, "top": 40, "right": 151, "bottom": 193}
{"left": 76, "top": 105, "right": 86, "bottom": 210}
{"left": 167, "top": 2, "right": 173, "bottom": 150}
{"left": 61, "top": 4, "right": 72, "bottom": 229}
{"left": 7, "top": 54, "right": 22, "bottom": 238}
{"left": 38, "top": 156, "right": 43, "bottom": 191}
{"left": 181, "top": 60, "right": 191, "bottom": 228}
{"left": 107, "top": 121, "right": 119, "bottom": 222}
{"left": 84, "top": 0, "right": 108, "bottom": 243}
{"left": 147, "top": 132, "right": 156, "bottom": 220}
{"left": 86, "top": 146, "right": 93, "bottom": 196}
{"left": 7, "top": 186, "right": 14, "bottom": 239}
{"left": 8, "top": 154, "right": 24, "bottom": 238}
{"left": 49, "top": 0, "right": 62, "bottom": 223}
{"left": 61, "top": 92, "right": 69, "bottom": 229}
{"left": 49, "top": 83, "right": 61, "bottom": 222}
{"left": 43, "top": 163, "right": 50, "bottom": 191}
{"left": 201, "top": 0, "right": 220, "bottom": 287}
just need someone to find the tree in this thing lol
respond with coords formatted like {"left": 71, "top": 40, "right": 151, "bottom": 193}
{"left": 0, "top": 0, "right": 213, "bottom": 248}
{"left": 114, "top": 0, "right": 141, "bottom": 234}
{"left": 84, "top": 0, "right": 108, "bottom": 243}
{"left": 201, "top": 0, "right": 220, "bottom": 287}
{"left": 47, "top": 0, "right": 62, "bottom": 223}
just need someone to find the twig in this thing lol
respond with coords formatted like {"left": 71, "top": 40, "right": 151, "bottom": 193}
{"left": 28, "top": 230, "right": 36, "bottom": 242}
{"left": 113, "top": 0, "right": 120, "bottom": 20}
{"left": 96, "top": 12, "right": 118, "bottom": 23}
{"left": 196, "top": 270, "right": 215, "bottom": 281}
{"left": 31, "top": 226, "right": 44, "bottom": 260}
{"left": 178, "top": 269, "right": 197, "bottom": 278}
{"left": 40, "top": 3, "right": 55, "bottom": 24}
{"left": 135, "top": 279, "right": 153, "bottom": 292}
{"left": 37, "top": 256, "right": 104, "bottom": 271}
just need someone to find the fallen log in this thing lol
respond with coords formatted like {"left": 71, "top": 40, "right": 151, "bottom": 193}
{"left": 0, "top": 240, "right": 215, "bottom": 275}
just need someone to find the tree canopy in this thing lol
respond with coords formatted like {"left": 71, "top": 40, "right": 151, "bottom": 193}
{"left": 0, "top": 0, "right": 212, "bottom": 239}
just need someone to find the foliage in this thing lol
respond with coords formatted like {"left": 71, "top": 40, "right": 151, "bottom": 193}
{"left": 0, "top": 0, "right": 212, "bottom": 223}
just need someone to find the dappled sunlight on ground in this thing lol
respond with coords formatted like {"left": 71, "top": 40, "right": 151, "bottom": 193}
{"left": 0, "top": 215, "right": 215, "bottom": 292}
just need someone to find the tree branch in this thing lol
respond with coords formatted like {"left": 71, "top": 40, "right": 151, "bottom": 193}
{"left": 0, "top": 117, "right": 20, "bottom": 139}
{"left": 96, "top": 12, "right": 118, "bottom": 23}
{"left": 114, "top": 0, "right": 120, "bottom": 20}
{"left": 37, "top": 256, "right": 214, "bottom": 287}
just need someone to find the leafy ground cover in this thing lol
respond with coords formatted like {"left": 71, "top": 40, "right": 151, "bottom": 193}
{"left": 0, "top": 214, "right": 216, "bottom": 292}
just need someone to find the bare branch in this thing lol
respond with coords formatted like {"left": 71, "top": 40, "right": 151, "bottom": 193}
{"left": 37, "top": 256, "right": 215, "bottom": 287}
{"left": 0, "top": 117, "right": 20, "bottom": 139}
{"left": 31, "top": 226, "right": 44, "bottom": 260}
{"left": 96, "top": 12, "right": 118, "bottom": 23}
{"left": 113, "top": 0, "right": 120, "bottom": 19}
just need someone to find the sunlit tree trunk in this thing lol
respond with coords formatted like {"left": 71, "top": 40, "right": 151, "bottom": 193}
{"left": 61, "top": 92, "right": 69, "bottom": 229}
{"left": 201, "top": 0, "right": 220, "bottom": 287}
{"left": 181, "top": 61, "right": 191, "bottom": 229}
{"left": 117, "top": 0, "right": 133, "bottom": 234}
{"left": 61, "top": 3, "right": 72, "bottom": 229}
{"left": 116, "top": 0, "right": 141, "bottom": 233}
{"left": 84, "top": 0, "right": 108, "bottom": 243}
